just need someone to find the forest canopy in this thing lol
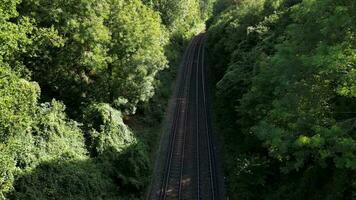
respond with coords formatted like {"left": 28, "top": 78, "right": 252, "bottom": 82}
{"left": 0, "top": 0, "right": 214, "bottom": 199}
{"left": 207, "top": 0, "right": 355, "bottom": 199}
{"left": 2, "top": 0, "right": 354, "bottom": 199}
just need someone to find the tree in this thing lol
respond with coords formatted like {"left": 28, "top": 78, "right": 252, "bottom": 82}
{"left": 18, "top": 0, "right": 168, "bottom": 115}
{"left": 103, "top": 0, "right": 168, "bottom": 114}
{"left": 207, "top": 0, "right": 356, "bottom": 199}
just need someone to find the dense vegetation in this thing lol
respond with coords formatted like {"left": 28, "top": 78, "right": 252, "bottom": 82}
{"left": 0, "top": 0, "right": 214, "bottom": 199}
{"left": 206, "top": 0, "right": 355, "bottom": 199}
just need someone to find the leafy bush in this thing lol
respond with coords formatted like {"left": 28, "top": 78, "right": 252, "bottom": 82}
{"left": 0, "top": 66, "right": 88, "bottom": 198}
{"left": 0, "top": 69, "right": 149, "bottom": 199}
{"left": 9, "top": 159, "right": 121, "bottom": 200}
{"left": 83, "top": 103, "right": 150, "bottom": 196}
{"left": 0, "top": 66, "right": 39, "bottom": 142}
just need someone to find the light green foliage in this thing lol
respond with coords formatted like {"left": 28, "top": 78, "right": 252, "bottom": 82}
{"left": 19, "top": 0, "right": 168, "bottom": 114}
{"left": 0, "top": 0, "right": 212, "bottom": 199}
{"left": 19, "top": 0, "right": 111, "bottom": 107}
{"left": 84, "top": 103, "right": 150, "bottom": 196}
{"left": 84, "top": 103, "right": 136, "bottom": 156}
{"left": 0, "top": 0, "right": 63, "bottom": 75}
{"left": 0, "top": 65, "right": 36, "bottom": 197}
{"left": 32, "top": 101, "right": 88, "bottom": 161}
{"left": 0, "top": 145, "right": 15, "bottom": 199}
{"left": 10, "top": 159, "right": 121, "bottom": 200}
{"left": 0, "top": 0, "right": 30, "bottom": 64}
{"left": 0, "top": 66, "right": 88, "bottom": 198}
{"left": 3, "top": 102, "right": 90, "bottom": 199}
{"left": 167, "top": 0, "right": 202, "bottom": 36}
{"left": 0, "top": 66, "right": 39, "bottom": 142}
{"left": 0, "top": 67, "right": 148, "bottom": 199}
{"left": 142, "top": 0, "right": 214, "bottom": 38}
{"left": 207, "top": 0, "right": 356, "bottom": 199}
{"left": 105, "top": 0, "right": 168, "bottom": 114}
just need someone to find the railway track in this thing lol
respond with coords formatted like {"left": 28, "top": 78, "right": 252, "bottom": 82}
{"left": 149, "top": 34, "right": 222, "bottom": 200}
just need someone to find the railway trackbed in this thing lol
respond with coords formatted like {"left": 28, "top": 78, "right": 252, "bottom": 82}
{"left": 148, "top": 34, "right": 224, "bottom": 200}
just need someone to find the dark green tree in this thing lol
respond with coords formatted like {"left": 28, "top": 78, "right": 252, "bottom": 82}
{"left": 207, "top": 0, "right": 356, "bottom": 199}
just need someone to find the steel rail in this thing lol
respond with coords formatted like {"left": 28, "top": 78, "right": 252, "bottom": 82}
{"left": 200, "top": 35, "right": 218, "bottom": 199}
{"left": 195, "top": 35, "right": 204, "bottom": 200}
{"left": 159, "top": 36, "right": 199, "bottom": 200}
{"left": 157, "top": 34, "right": 220, "bottom": 200}
{"left": 178, "top": 37, "right": 201, "bottom": 199}
{"left": 159, "top": 38, "right": 192, "bottom": 200}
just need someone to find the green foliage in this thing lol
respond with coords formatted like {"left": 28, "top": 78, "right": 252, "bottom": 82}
{"left": 0, "top": 0, "right": 213, "bottom": 198}
{"left": 105, "top": 0, "right": 168, "bottom": 114}
{"left": 32, "top": 101, "right": 88, "bottom": 161}
{"left": 0, "top": 0, "right": 64, "bottom": 77}
{"left": 0, "top": 66, "right": 39, "bottom": 142}
{"left": 9, "top": 159, "right": 121, "bottom": 200}
{"left": 0, "top": 0, "right": 30, "bottom": 65}
{"left": 0, "top": 145, "right": 15, "bottom": 199}
{"left": 18, "top": 0, "right": 168, "bottom": 114}
{"left": 142, "top": 0, "right": 214, "bottom": 38}
{"left": 83, "top": 103, "right": 137, "bottom": 156}
{"left": 207, "top": 0, "right": 356, "bottom": 199}
{"left": 0, "top": 66, "right": 88, "bottom": 198}
{"left": 0, "top": 68, "right": 149, "bottom": 199}
{"left": 83, "top": 103, "right": 150, "bottom": 195}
